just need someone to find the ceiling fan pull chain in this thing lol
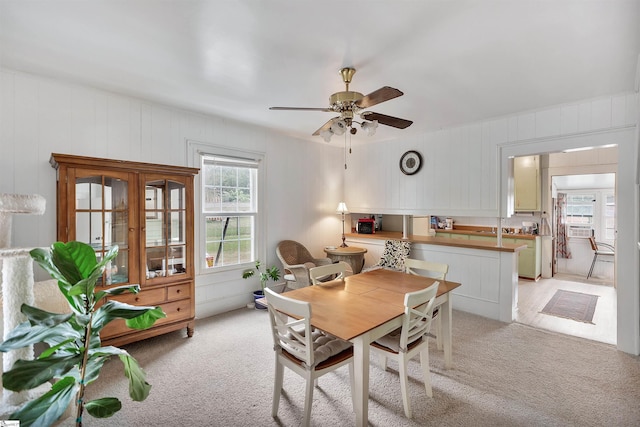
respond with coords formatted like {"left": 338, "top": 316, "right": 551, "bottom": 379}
{"left": 344, "top": 132, "right": 348, "bottom": 170}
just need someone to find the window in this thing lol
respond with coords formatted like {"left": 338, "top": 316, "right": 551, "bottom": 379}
{"left": 565, "top": 193, "right": 594, "bottom": 238}
{"left": 603, "top": 192, "right": 615, "bottom": 241}
{"left": 201, "top": 154, "right": 259, "bottom": 268}
{"left": 565, "top": 190, "right": 615, "bottom": 242}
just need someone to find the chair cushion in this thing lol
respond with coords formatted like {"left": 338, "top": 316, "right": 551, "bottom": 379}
{"left": 285, "top": 330, "right": 352, "bottom": 364}
{"left": 378, "top": 240, "right": 411, "bottom": 271}
{"left": 310, "top": 331, "right": 352, "bottom": 364}
{"left": 373, "top": 328, "right": 427, "bottom": 353}
{"left": 373, "top": 327, "right": 403, "bottom": 352}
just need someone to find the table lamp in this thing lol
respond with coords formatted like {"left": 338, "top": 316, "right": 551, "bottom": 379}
{"left": 336, "top": 202, "right": 349, "bottom": 247}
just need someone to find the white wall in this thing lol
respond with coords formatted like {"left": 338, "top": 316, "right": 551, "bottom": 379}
{"left": 0, "top": 68, "right": 345, "bottom": 319}
{"left": 1, "top": 68, "right": 639, "bottom": 354}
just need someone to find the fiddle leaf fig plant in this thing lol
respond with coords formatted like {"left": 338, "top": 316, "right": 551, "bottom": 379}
{"left": 0, "top": 241, "right": 166, "bottom": 427}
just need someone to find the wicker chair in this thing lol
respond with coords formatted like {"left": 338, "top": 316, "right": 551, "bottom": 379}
{"left": 276, "top": 240, "right": 332, "bottom": 289}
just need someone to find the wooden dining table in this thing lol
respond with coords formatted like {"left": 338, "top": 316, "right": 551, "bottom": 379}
{"left": 281, "top": 268, "right": 462, "bottom": 427}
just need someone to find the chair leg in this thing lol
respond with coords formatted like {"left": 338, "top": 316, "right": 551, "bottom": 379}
{"left": 435, "top": 316, "right": 443, "bottom": 350}
{"left": 587, "top": 254, "right": 597, "bottom": 279}
{"left": 398, "top": 354, "right": 412, "bottom": 418}
{"left": 303, "top": 373, "right": 315, "bottom": 427}
{"left": 348, "top": 361, "right": 356, "bottom": 413}
{"left": 420, "top": 347, "right": 433, "bottom": 398}
{"left": 379, "top": 353, "right": 388, "bottom": 370}
{"left": 272, "top": 358, "right": 284, "bottom": 417}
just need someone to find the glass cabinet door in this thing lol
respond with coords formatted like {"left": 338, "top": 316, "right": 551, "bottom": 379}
{"left": 73, "top": 169, "right": 133, "bottom": 286}
{"left": 144, "top": 176, "right": 188, "bottom": 281}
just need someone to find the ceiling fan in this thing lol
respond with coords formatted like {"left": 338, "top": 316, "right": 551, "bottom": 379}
{"left": 269, "top": 67, "right": 413, "bottom": 141}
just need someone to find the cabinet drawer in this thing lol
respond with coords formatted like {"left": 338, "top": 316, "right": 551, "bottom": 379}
{"left": 101, "top": 299, "right": 192, "bottom": 338}
{"left": 156, "top": 299, "right": 192, "bottom": 325}
{"left": 108, "top": 287, "right": 166, "bottom": 306}
{"left": 167, "top": 283, "right": 191, "bottom": 301}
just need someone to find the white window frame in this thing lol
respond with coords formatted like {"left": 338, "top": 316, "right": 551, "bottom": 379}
{"left": 565, "top": 189, "right": 615, "bottom": 244}
{"left": 188, "top": 140, "right": 265, "bottom": 275}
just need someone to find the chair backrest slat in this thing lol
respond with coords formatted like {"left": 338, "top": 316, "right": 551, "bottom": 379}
{"left": 265, "top": 287, "right": 314, "bottom": 366}
{"left": 404, "top": 258, "right": 449, "bottom": 280}
{"left": 401, "top": 282, "right": 439, "bottom": 350}
{"left": 309, "top": 261, "right": 350, "bottom": 284}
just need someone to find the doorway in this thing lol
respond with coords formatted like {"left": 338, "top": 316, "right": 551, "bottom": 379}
{"left": 515, "top": 155, "right": 617, "bottom": 345}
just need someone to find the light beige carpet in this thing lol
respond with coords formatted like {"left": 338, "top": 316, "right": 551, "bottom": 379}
{"left": 82, "top": 308, "right": 640, "bottom": 426}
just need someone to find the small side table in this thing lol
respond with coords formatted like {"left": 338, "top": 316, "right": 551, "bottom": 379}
{"left": 323, "top": 246, "right": 368, "bottom": 274}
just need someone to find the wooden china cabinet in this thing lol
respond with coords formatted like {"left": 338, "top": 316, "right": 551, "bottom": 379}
{"left": 50, "top": 153, "right": 199, "bottom": 347}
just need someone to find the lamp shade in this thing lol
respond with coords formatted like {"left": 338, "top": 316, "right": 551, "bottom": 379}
{"left": 330, "top": 119, "right": 347, "bottom": 135}
{"left": 319, "top": 129, "right": 333, "bottom": 142}
{"left": 336, "top": 202, "right": 349, "bottom": 214}
{"left": 361, "top": 120, "right": 378, "bottom": 136}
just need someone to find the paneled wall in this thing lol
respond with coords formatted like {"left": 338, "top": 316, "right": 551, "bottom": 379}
{"left": 0, "top": 68, "right": 344, "bottom": 318}
{"left": 346, "top": 93, "right": 637, "bottom": 217}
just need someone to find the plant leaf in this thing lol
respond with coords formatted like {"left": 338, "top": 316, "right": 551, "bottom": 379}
{"left": 2, "top": 354, "right": 82, "bottom": 391}
{"left": 92, "top": 301, "right": 165, "bottom": 332}
{"left": 37, "top": 338, "right": 76, "bottom": 359}
{"left": 22, "top": 304, "right": 73, "bottom": 327}
{"left": 30, "top": 246, "right": 68, "bottom": 286}
{"left": 0, "top": 321, "right": 80, "bottom": 352}
{"left": 267, "top": 265, "right": 281, "bottom": 281}
{"left": 85, "top": 397, "right": 122, "bottom": 418}
{"left": 31, "top": 244, "right": 84, "bottom": 313}
{"left": 52, "top": 241, "right": 98, "bottom": 282}
{"left": 82, "top": 355, "right": 108, "bottom": 385}
{"left": 94, "top": 284, "right": 141, "bottom": 301}
{"left": 10, "top": 376, "right": 77, "bottom": 427}
{"left": 119, "top": 353, "right": 151, "bottom": 401}
{"left": 125, "top": 307, "right": 166, "bottom": 330}
{"left": 89, "top": 345, "right": 126, "bottom": 358}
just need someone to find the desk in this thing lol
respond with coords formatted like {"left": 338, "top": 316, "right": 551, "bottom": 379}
{"left": 323, "top": 246, "right": 368, "bottom": 274}
{"left": 283, "top": 268, "right": 461, "bottom": 427}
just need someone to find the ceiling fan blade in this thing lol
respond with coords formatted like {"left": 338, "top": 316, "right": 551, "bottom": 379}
{"left": 270, "top": 107, "right": 332, "bottom": 112}
{"left": 361, "top": 112, "right": 413, "bottom": 129}
{"left": 312, "top": 117, "right": 339, "bottom": 136}
{"left": 356, "top": 86, "right": 404, "bottom": 108}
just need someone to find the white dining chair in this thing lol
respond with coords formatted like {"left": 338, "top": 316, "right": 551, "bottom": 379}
{"left": 370, "top": 281, "right": 439, "bottom": 419}
{"left": 404, "top": 258, "right": 449, "bottom": 350}
{"left": 264, "top": 287, "right": 355, "bottom": 427}
{"left": 309, "top": 261, "right": 351, "bottom": 285}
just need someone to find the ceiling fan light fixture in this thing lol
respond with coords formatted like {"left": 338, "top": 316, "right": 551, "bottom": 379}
{"left": 362, "top": 120, "right": 378, "bottom": 136}
{"left": 319, "top": 129, "right": 333, "bottom": 142}
{"left": 330, "top": 119, "right": 347, "bottom": 135}
{"left": 269, "top": 67, "right": 411, "bottom": 139}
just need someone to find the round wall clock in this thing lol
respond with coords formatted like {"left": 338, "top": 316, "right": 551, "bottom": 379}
{"left": 399, "top": 150, "right": 423, "bottom": 175}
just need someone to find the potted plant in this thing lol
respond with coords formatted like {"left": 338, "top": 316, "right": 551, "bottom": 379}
{"left": 242, "top": 260, "right": 281, "bottom": 309}
{"left": 0, "top": 241, "right": 166, "bottom": 427}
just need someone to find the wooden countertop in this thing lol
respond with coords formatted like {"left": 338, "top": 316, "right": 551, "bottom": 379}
{"left": 436, "top": 229, "right": 538, "bottom": 240}
{"left": 438, "top": 227, "right": 539, "bottom": 240}
{"left": 345, "top": 231, "right": 527, "bottom": 253}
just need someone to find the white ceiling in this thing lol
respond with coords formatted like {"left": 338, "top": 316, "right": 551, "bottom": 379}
{"left": 1, "top": 1, "right": 639, "bottom": 144}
